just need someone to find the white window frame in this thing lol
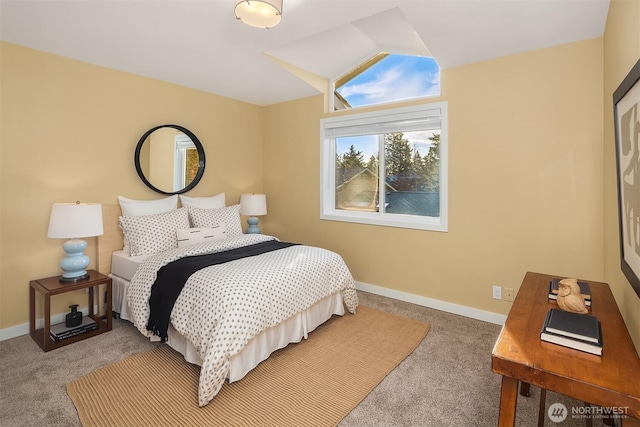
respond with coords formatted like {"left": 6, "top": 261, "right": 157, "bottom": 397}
{"left": 173, "top": 134, "right": 195, "bottom": 191}
{"left": 320, "top": 102, "right": 448, "bottom": 232}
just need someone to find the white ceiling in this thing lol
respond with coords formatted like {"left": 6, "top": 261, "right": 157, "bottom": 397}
{"left": 0, "top": 0, "right": 610, "bottom": 106}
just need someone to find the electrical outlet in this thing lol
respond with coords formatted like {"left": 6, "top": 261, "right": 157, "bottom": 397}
{"left": 505, "top": 288, "right": 514, "bottom": 302}
{"left": 492, "top": 285, "right": 502, "bottom": 300}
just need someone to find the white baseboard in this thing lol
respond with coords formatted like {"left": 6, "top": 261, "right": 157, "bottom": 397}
{"left": 1, "top": 284, "right": 505, "bottom": 342}
{"left": 355, "top": 281, "right": 506, "bottom": 326}
{"left": 0, "top": 307, "right": 91, "bottom": 342}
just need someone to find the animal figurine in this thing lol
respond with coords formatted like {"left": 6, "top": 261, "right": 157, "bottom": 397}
{"left": 556, "top": 278, "right": 589, "bottom": 314}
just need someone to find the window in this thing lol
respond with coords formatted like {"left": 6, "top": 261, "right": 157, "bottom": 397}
{"left": 320, "top": 103, "right": 448, "bottom": 231}
{"left": 333, "top": 53, "right": 440, "bottom": 111}
{"left": 173, "top": 134, "right": 197, "bottom": 190}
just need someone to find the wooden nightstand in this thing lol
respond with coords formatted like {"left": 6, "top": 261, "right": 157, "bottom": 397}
{"left": 29, "top": 269, "right": 112, "bottom": 352}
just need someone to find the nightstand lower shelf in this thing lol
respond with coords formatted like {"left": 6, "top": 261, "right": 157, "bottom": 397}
{"left": 30, "top": 314, "right": 111, "bottom": 351}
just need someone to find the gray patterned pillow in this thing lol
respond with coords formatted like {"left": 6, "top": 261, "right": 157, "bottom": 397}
{"left": 119, "top": 208, "right": 190, "bottom": 256}
{"left": 117, "top": 195, "right": 179, "bottom": 252}
{"left": 187, "top": 205, "right": 243, "bottom": 238}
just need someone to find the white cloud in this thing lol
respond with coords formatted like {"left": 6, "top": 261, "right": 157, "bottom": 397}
{"left": 339, "top": 62, "right": 440, "bottom": 106}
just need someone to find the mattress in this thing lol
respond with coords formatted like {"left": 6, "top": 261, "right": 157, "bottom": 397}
{"left": 111, "top": 250, "right": 149, "bottom": 281}
{"left": 109, "top": 273, "right": 345, "bottom": 382}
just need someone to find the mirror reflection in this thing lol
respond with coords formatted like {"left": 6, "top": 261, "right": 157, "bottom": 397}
{"left": 135, "top": 125, "right": 205, "bottom": 195}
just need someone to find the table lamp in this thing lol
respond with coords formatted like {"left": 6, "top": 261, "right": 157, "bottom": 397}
{"left": 47, "top": 202, "right": 104, "bottom": 282}
{"left": 240, "top": 193, "right": 267, "bottom": 234}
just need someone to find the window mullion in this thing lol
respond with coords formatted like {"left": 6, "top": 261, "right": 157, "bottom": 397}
{"left": 378, "top": 133, "right": 385, "bottom": 216}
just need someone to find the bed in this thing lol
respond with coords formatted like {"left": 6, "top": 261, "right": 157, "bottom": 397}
{"left": 97, "top": 202, "right": 358, "bottom": 407}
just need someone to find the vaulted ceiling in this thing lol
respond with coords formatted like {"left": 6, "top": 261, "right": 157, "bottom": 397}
{"left": 0, "top": 0, "right": 610, "bottom": 106}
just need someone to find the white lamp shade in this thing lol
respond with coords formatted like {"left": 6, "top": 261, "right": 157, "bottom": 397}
{"left": 47, "top": 203, "right": 104, "bottom": 239}
{"left": 240, "top": 194, "right": 267, "bottom": 216}
{"left": 235, "top": 0, "right": 282, "bottom": 29}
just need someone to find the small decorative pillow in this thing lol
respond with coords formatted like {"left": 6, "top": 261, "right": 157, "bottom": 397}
{"left": 179, "top": 193, "right": 225, "bottom": 209}
{"left": 119, "top": 208, "right": 190, "bottom": 256}
{"left": 188, "top": 204, "right": 243, "bottom": 238}
{"left": 176, "top": 224, "right": 227, "bottom": 248}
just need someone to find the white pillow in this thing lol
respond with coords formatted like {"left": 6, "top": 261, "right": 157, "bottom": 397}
{"left": 179, "top": 193, "right": 225, "bottom": 209}
{"left": 176, "top": 224, "right": 227, "bottom": 248}
{"left": 187, "top": 205, "right": 243, "bottom": 238}
{"left": 119, "top": 208, "right": 190, "bottom": 256}
{"left": 118, "top": 195, "right": 179, "bottom": 216}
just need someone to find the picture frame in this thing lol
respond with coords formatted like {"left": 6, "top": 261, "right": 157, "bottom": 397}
{"left": 613, "top": 58, "right": 640, "bottom": 298}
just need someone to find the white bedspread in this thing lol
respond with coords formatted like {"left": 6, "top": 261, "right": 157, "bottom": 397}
{"left": 127, "top": 234, "right": 358, "bottom": 406}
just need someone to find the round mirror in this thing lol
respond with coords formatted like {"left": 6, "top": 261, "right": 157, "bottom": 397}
{"left": 134, "top": 125, "right": 206, "bottom": 195}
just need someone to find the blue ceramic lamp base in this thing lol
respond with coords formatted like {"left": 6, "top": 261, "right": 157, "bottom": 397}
{"left": 246, "top": 216, "right": 261, "bottom": 234}
{"left": 59, "top": 239, "right": 91, "bottom": 282}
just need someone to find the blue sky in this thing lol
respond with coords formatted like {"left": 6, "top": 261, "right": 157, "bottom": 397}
{"left": 336, "top": 54, "right": 440, "bottom": 159}
{"left": 337, "top": 54, "right": 440, "bottom": 108}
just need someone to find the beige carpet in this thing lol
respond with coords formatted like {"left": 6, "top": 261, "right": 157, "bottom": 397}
{"left": 67, "top": 306, "right": 430, "bottom": 427}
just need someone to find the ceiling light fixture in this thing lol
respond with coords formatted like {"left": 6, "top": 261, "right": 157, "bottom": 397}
{"left": 235, "top": 0, "right": 282, "bottom": 29}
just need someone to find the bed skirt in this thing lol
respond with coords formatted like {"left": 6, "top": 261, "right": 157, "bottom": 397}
{"left": 109, "top": 273, "right": 345, "bottom": 382}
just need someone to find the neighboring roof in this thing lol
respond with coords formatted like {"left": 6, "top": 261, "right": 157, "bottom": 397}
{"left": 336, "top": 168, "right": 397, "bottom": 193}
{"left": 385, "top": 192, "right": 440, "bottom": 217}
{"left": 337, "top": 168, "right": 439, "bottom": 217}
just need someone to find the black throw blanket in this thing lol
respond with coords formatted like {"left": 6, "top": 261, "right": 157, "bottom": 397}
{"left": 147, "top": 240, "right": 298, "bottom": 342}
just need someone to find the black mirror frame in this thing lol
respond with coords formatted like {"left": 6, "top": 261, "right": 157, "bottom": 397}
{"left": 134, "top": 124, "right": 206, "bottom": 195}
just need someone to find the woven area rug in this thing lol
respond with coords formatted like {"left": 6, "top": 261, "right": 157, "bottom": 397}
{"left": 67, "top": 305, "right": 430, "bottom": 427}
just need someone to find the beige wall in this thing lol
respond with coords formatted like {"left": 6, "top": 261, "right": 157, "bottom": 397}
{"left": 0, "top": 42, "right": 264, "bottom": 328}
{"left": 2, "top": 4, "right": 639, "bottom": 352}
{"left": 603, "top": 0, "right": 640, "bottom": 350}
{"left": 264, "top": 38, "right": 608, "bottom": 326}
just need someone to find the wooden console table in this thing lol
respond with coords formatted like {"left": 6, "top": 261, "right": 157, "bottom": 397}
{"left": 492, "top": 272, "right": 640, "bottom": 426}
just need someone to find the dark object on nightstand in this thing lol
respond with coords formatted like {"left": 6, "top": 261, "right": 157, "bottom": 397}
{"left": 65, "top": 304, "right": 82, "bottom": 327}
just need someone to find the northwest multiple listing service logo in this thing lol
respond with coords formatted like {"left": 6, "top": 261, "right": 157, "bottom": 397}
{"left": 548, "top": 402, "right": 630, "bottom": 423}
{"left": 548, "top": 403, "right": 568, "bottom": 423}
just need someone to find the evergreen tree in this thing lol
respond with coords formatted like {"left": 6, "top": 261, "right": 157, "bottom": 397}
{"left": 336, "top": 144, "right": 366, "bottom": 185}
{"left": 384, "top": 132, "right": 413, "bottom": 191}
{"left": 412, "top": 148, "right": 428, "bottom": 191}
{"left": 336, "top": 132, "right": 440, "bottom": 193}
{"left": 423, "top": 133, "right": 440, "bottom": 191}
{"left": 341, "top": 144, "right": 366, "bottom": 169}
{"left": 366, "top": 154, "right": 378, "bottom": 172}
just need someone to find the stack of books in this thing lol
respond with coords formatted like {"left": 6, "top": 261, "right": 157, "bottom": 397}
{"left": 548, "top": 278, "right": 592, "bottom": 306}
{"left": 50, "top": 317, "right": 98, "bottom": 342}
{"left": 540, "top": 308, "right": 603, "bottom": 356}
